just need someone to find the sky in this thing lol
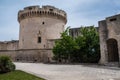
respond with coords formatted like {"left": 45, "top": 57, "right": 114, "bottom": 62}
{"left": 0, "top": 0, "right": 120, "bottom": 41}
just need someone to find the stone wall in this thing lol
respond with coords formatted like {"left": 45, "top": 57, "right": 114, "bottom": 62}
{"left": 18, "top": 5, "right": 66, "bottom": 49}
{"left": 19, "top": 17, "right": 64, "bottom": 49}
{"left": 98, "top": 20, "right": 108, "bottom": 64}
{"left": 69, "top": 28, "right": 80, "bottom": 38}
{"left": 99, "top": 14, "right": 120, "bottom": 65}
{"left": 0, "top": 5, "right": 67, "bottom": 63}
{"left": 0, "top": 49, "right": 53, "bottom": 63}
{"left": 69, "top": 27, "right": 99, "bottom": 38}
{"left": 0, "top": 40, "right": 19, "bottom": 50}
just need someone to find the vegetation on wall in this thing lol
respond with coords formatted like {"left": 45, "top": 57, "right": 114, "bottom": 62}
{"left": 53, "top": 26, "right": 100, "bottom": 63}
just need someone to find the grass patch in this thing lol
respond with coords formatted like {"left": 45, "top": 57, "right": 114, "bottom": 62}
{"left": 0, "top": 70, "right": 45, "bottom": 80}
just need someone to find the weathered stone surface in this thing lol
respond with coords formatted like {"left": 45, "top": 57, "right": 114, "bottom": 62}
{"left": 99, "top": 14, "right": 120, "bottom": 65}
{"left": 0, "top": 5, "right": 67, "bottom": 63}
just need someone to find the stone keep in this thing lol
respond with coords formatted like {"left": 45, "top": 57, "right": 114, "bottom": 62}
{"left": 0, "top": 5, "right": 67, "bottom": 62}
{"left": 18, "top": 5, "right": 67, "bottom": 49}
{"left": 99, "top": 14, "right": 120, "bottom": 65}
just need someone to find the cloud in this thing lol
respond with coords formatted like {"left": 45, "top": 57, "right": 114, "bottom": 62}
{"left": 0, "top": 0, "right": 120, "bottom": 40}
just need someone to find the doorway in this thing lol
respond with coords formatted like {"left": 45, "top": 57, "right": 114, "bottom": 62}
{"left": 107, "top": 39, "right": 119, "bottom": 62}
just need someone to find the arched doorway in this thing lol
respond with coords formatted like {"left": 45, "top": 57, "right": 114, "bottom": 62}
{"left": 107, "top": 39, "right": 119, "bottom": 62}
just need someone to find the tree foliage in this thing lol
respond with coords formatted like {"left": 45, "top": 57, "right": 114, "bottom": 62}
{"left": 53, "top": 27, "right": 78, "bottom": 63}
{"left": 53, "top": 26, "right": 100, "bottom": 63}
{"left": 75, "top": 26, "right": 100, "bottom": 63}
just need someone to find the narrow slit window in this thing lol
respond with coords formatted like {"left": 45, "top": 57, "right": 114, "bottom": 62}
{"left": 42, "top": 22, "right": 45, "bottom": 25}
{"left": 38, "top": 37, "right": 41, "bottom": 43}
{"left": 38, "top": 31, "right": 41, "bottom": 34}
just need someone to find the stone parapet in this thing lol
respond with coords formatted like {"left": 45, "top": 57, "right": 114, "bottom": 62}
{"left": 18, "top": 5, "right": 67, "bottom": 23}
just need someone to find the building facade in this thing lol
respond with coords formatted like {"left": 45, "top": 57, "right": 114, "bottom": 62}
{"left": 99, "top": 14, "right": 120, "bottom": 65}
{"left": 69, "top": 27, "right": 81, "bottom": 38}
{"left": 0, "top": 5, "right": 67, "bottom": 63}
{"left": 69, "top": 27, "right": 98, "bottom": 38}
{"left": 1, "top": 5, "right": 119, "bottom": 65}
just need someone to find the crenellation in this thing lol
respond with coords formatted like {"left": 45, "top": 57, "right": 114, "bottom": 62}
{"left": 18, "top": 5, "right": 67, "bottom": 23}
{"left": 0, "top": 40, "right": 19, "bottom": 51}
{"left": 24, "top": 5, "right": 39, "bottom": 10}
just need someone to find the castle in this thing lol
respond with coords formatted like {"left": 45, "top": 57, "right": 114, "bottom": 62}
{"left": 0, "top": 5, "right": 67, "bottom": 63}
{"left": 99, "top": 14, "right": 120, "bottom": 65}
{"left": 0, "top": 5, "right": 120, "bottom": 65}
{"left": 69, "top": 14, "right": 120, "bottom": 65}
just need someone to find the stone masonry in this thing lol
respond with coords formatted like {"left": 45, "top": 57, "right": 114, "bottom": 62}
{"left": 99, "top": 14, "right": 120, "bottom": 65}
{"left": 0, "top": 5, "right": 67, "bottom": 63}
{"left": 1, "top": 5, "right": 120, "bottom": 65}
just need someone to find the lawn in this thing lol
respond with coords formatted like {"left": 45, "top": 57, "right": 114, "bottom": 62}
{"left": 0, "top": 70, "right": 45, "bottom": 80}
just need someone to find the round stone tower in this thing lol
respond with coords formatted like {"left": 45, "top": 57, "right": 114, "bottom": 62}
{"left": 18, "top": 5, "right": 67, "bottom": 49}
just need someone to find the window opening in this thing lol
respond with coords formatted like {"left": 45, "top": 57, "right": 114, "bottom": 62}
{"left": 42, "top": 22, "right": 45, "bottom": 25}
{"left": 38, "top": 37, "right": 41, "bottom": 43}
{"left": 110, "top": 18, "right": 117, "bottom": 22}
{"left": 49, "top": 9, "right": 53, "bottom": 11}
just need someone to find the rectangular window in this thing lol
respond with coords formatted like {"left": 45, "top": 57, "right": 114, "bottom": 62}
{"left": 38, "top": 37, "right": 41, "bottom": 43}
{"left": 109, "top": 18, "right": 117, "bottom": 22}
{"left": 49, "top": 9, "right": 53, "bottom": 11}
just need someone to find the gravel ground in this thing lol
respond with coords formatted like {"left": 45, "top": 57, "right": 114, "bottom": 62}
{"left": 15, "top": 62, "right": 120, "bottom": 80}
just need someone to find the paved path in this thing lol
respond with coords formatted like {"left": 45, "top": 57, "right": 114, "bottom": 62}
{"left": 15, "top": 63, "right": 120, "bottom": 80}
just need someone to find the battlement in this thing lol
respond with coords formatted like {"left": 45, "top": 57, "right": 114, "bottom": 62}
{"left": 18, "top": 5, "right": 67, "bottom": 23}
{"left": 0, "top": 40, "right": 19, "bottom": 44}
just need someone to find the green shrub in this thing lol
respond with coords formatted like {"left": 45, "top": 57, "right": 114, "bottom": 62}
{"left": 0, "top": 56, "right": 15, "bottom": 73}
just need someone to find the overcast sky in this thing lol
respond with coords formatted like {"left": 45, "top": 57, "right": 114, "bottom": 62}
{"left": 0, "top": 0, "right": 120, "bottom": 41}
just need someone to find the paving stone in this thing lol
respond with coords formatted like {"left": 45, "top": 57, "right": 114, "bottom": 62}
{"left": 15, "top": 63, "right": 120, "bottom": 80}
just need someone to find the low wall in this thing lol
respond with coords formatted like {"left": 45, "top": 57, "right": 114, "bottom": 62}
{"left": 0, "top": 49, "right": 53, "bottom": 63}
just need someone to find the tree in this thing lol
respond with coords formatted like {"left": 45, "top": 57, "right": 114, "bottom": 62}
{"left": 53, "top": 27, "right": 78, "bottom": 63}
{"left": 75, "top": 26, "right": 100, "bottom": 63}
{"left": 53, "top": 26, "right": 100, "bottom": 63}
